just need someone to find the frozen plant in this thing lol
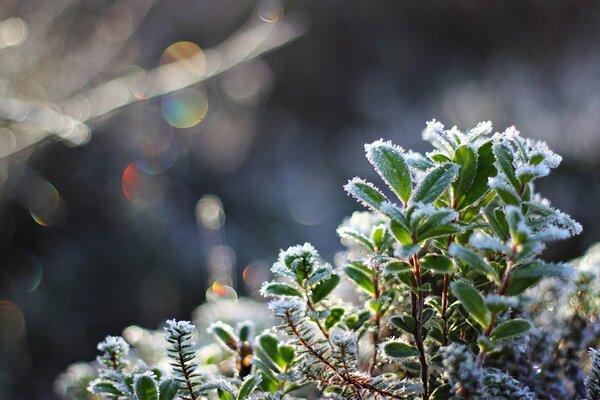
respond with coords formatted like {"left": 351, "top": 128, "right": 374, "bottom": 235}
{"left": 58, "top": 120, "right": 595, "bottom": 400}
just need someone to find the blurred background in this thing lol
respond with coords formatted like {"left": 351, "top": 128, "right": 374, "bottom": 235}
{"left": 1, "top": 0, "right": 599, "bottom": 397}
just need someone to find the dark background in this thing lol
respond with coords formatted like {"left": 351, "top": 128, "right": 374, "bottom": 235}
{"left": 1, "top": 0, "right": 600, "bottom": 398}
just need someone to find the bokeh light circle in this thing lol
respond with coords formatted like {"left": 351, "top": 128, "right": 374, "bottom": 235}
{"left": 28, "top": 178, "right": 65, "bottom": 227}
{"left": 161, "top": 89, "right": 208, "bottom": 129}
{"left": 258, "top": 1, "right": 283, "bottom": 23}
{"left": 195, "top": 195, "right": 225, "bottom": 229}
{"left": 0, "top": 301, "right": 25, "bottom": 341}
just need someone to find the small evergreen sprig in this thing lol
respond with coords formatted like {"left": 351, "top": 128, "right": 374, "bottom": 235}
{"left": 164, "top": 320, "right": 200, "bottom": 400}
{"left": 587, "top": 348, "right": 600, "bottom": 400}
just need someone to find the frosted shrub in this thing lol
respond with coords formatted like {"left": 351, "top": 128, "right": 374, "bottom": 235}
{"left": 58, "top": 120, "right": 600, "bottom": 400}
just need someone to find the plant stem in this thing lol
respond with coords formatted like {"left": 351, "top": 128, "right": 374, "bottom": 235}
{"left": 177, "top": 335, "right": 197, "bottom": 400}
{"left": 412, "top": 254, "right": 429, "bottom": 400}
{"left": 369, "top": 266, "right": 382, "bottom": 374}
{"left": 477, "top": 255, "right": 515, "bottom": 367}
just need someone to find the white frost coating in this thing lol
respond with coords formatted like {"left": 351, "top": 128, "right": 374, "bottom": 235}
{"left": 411, "top": 163, "right": 459, "bottom": 204}
{"left": 164, "top": 319, "right": 195, "bottom": 336}
{"left": 272, "top": 243, "right": 319, "bottom": 277}
{"left": 344, "top": 177, "right": 387, "bottom": 208}
{"left": 133, "top": 371, "right": 158, "bottom": 393}
{"left": 364, "top": 139, "right": 405, "bottom": 156}
{"left": 306, "top": 263, "right": 333, "bottom": 286}
{"left": 422, "top": 119, "right": 457, "bottom": 154}
{"left": 469, "top": 232, "right": 510, "bottom": 253}
{"left": 467, "top": 121, "right": 493, "bottom": 142}
{"left": 533, "top": 226, "right": 572, "bottom": 242}
{"left": 97, "top": 336, "right": 130, "bottom": 354}
{"left": 268, "top": 297, "right": 306, "bottom": 322}
{"left": 337, "top": 211, "right": 383, "bottom": 236}
{"left": 488, "top": 174, "right": 519, "bottom": 196}
{"left": 331, "top": 329, "right": 358, "bottom": 357}
{"left": 484, "top": 294, "right": 519, "bottom": 309}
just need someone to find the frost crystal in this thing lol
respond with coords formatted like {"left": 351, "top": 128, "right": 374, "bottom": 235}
{"left": 442, "top": 344, "right": 484, "bottom": 399}
{"left": 272, "top": 243, "right": 320, "bottom": 279}
{"left": 587, "top": 348, "right": 600, "bottom": 400}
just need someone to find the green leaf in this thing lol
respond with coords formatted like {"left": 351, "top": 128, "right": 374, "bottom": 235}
{"left": 325, "top": 307, "right": 345, "bottom": 329}
{"left": 420, "top": 254, "right": 454, "bottom": 274}
{"left": 89, "top": 380, "right": 125, "bottom": 396}
{"left": 237, "top": 321, "right": 253, "bottom": 342}
{"left": 416, "top": 209, "right": 457, "bottom": 240}
{"left": 159, "top": 379, "right": 179, "bottom": 400}
{"left": 134, "top": 374, "right": 159, "bottom": 400}
{"left": 456, "top": 141, "right": 497, "bottom": 210}
{"left": 450, "top": 281, "right": 491, "bottom": 328}
{"left": 209, "top": 322, "right": 238, "bottom": 351}
{"left": 411, "top": 163, "right": 459, "bottom": 204}
{"left": 258, "top": 333, "right": 285, "bottom": 369}
{"left": 311, "top": 274, "right": 340, "bottom": 303}
{"left": 452, "top": 145, "right": 478, "bottom": 201}
{"left": 344, "top": 178, "right": 387, "bottom": 212}
{"left": 237, "top": 374, "right": 262, "bottom": 400}
{"left": 448, "top": 243, "right": 500, "bottom": 284}
{"left": 505, "top": 262, "right": 572, "bottom": 296}
{"left": 417, "top": 224, "right": 460, "bottom": 242}
{"left": 344, "top": 263, "right": 375, "bottom": 294}
{"left": 389, "top": 219, "right": 413, "bottom": 245}
{"left": 382, "top": 341, "right": 419, "bottom": 359}
{"left": 365, "top": 141, "right": 412, "bottom": 204}
{"left": 384, "top": 260, "right": 412, "bottom": 274}
{"left": 261, "top": 282, "right": 302, "bottom": 298}
{"left": 483, "top": 206, "right": 509, "bottom": 240}
{"left": 493, "top": 142, "right": 520, "bottom": 192}
{"left": 490, "top": 319, "right": 531, "bottom": 341}
{"left": 278, "top": 344, "right": 295, "bottom": 365}
{"left": 429, "top": 384, "right": 452, "bottom": 400}
{"left": 389, "top": 314, "right": 415, "bottom": 334}
{"left": 337, "top": 227, "right": 374, "bottom": 251}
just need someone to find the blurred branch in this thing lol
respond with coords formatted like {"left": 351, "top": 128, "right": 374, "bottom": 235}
{"left": 1, "top": 7, "right": 308, "bottom": 159}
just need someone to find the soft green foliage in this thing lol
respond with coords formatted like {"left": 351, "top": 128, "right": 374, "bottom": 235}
{"left": 58, "top": 120, "right": 600, "bottom": 400}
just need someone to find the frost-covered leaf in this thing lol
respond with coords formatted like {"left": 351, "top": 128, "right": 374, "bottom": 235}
{"left": 365, "top": 140, "right": 412, "bottom": 204}
{"left": 490, "top": 319, "right": 531, "bottom": 341}
{"left": 489, "top": 174, "right": 521, "bottom": 206}
{"left": 411, "top": 163, "right": 459, "bottom": 204}
{"left": 493, "top": 141, "right": 520, "bottom": 192}
{"left": 450, "top": 281, "right": 491, "bottom": 328}
{"left": 260, "top": 282, "right": 302, "bottom": 298}
{"left": 448, "top": 243, "right": 499, "bottom": 284}
{"left": 344, "top": 178, "right": 387, "bottom": 212}
{"left": 422, "top": 119, "right": 457, "bottom": 154}
{"left": 415, "top": 208, "right": 458, "bottom": 239}
{"left": 337, "top": 227, "right": 374, "bottom": 251}
{"left": 89, "top": 379, "right": 125, "bottom": 396}
{"left": 381, "top": 340, "right": 419, "bottom": 359}
{"left": 311, "top": 273, "right": 340, "bottom": 303}
{"left": 134, "top": 372, "right": 159, "bottom": 400}
{"left": 208, "top": 322, "right": 238, "bottom": 351}
{"left": 468, "top": 232, "right": 510, "bottom": 253}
